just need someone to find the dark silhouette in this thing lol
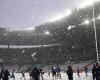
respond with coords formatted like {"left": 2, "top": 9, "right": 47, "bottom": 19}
{"left": 77, "top": 67, "right": 80, "bottom": 77}
{"left": 51, "top": 66, "right": 57, "bottom": 79}
{"left": 67, "top": 66, "right": 73, "bottom": 80}
{"left": 95, "top": 63, "right": 100, "bottom": 80}
{"left": 0, "top": 68, "right": 5, "bottom": 80}
{"left": 92, "top": 64, "right": 96, "bottom": 80}
{"left": 29, "top": 70, "right": 32, "bottom": 80}
{"left": 20, "top": 70, "right": 26, "bottom": 80}
{"left": 39, "top": 68, "right": 44, "bottom": 80}
{"left": 84, "top": 66, "right": 88, "bottom": 76}
{"left": 3, "top": 69, "right": 10, "bottom": 80}
{"left": 10, "top": 69, "right": 15, "bottom": 80}
{"left": 31, "top": 66, "right": 40, "bottom": 80}
{"left": 56, "top": 65, "right": 61, "bottom": 79}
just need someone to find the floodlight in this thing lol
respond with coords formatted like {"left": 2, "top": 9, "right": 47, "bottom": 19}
{"left": 84, "top": 20, "right": 90, "bottom": 25}
{"left": 44, "top": 30, "right": 50, "bottom": 35}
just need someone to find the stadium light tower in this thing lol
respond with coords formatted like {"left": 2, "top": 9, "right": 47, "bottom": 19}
{"left": 79, "top": 0, "right": 100, "bottom": 62}
{"left": 92, "top": 5, "right": 99, "bottom": 63}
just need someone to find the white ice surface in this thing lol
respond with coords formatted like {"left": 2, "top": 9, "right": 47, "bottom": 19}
{"left": 9, "top": 72, "right": 93, "bottom": 80}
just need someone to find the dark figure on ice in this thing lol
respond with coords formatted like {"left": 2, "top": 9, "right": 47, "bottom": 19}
{"left": 56, "top": 65, "right": 61, "bottom": 79}
{"left": 3, "top": 69, "right": 10, "bottom": 80}
{"left": 67, "top": 66, "right": 73, "bottom": 80}
{"left": 0, "top": 68, "right": 5, "bottom": 80}
{"left": 31, "top": 66, "right": 40, "bottom": 80}
{"left": 10, "top": 69, "right": 15, "bottom": 80}
{"left": 48, "top": 71, "right": 50, "bottom": 76}
{"left": 20, "top": 70, "right": 26, "bottom": 80}
{"left": 39, "top": 68, "right": 44, "bottom": 80}
{"left": 92, "top": 64, "right": 96, "bottom": 80}
{"left": 95, "top": 63, "right": 100, "bottom": 80}
{"left": 84, "top": 66, "right": 88, "bottom": 76}
{"left": 51, "top": 66, "right": 57, "bottom": 79}
{"left": 77, "top": 67, "right": 80, "bottom": 77}
{"left": 29, "top": 70, "right": 32, "bottom": 80}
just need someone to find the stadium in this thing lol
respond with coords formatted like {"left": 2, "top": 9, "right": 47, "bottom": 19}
{"left": 0, "top": 0, "right": 100, "bottom": 80}
{"left": 0, "top": 1, "right": 100, "bottom": 66}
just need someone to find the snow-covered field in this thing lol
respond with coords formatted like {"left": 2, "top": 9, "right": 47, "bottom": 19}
{"left": 9, "top": 72, "right": 93, "bottom": 80}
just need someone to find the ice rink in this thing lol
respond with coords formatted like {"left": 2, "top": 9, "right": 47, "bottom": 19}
{"left": 9, "top": 72, "right": 93, "bottom": 80}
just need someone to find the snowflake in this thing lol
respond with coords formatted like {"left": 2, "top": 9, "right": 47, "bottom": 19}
{"left": 31, "top": 52, "right": 36, "bottom": 58}
{"left": 22, "top": 50, "right": 25, "bottom": 53}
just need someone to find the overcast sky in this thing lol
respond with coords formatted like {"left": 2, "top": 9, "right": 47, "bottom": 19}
{"left": 0, "top": 0, "right": 95, "bottom": 29}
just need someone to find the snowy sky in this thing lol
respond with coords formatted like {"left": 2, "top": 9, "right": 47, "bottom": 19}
{"left": 0, "top": 0, "right": 96, "bottom": 29}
